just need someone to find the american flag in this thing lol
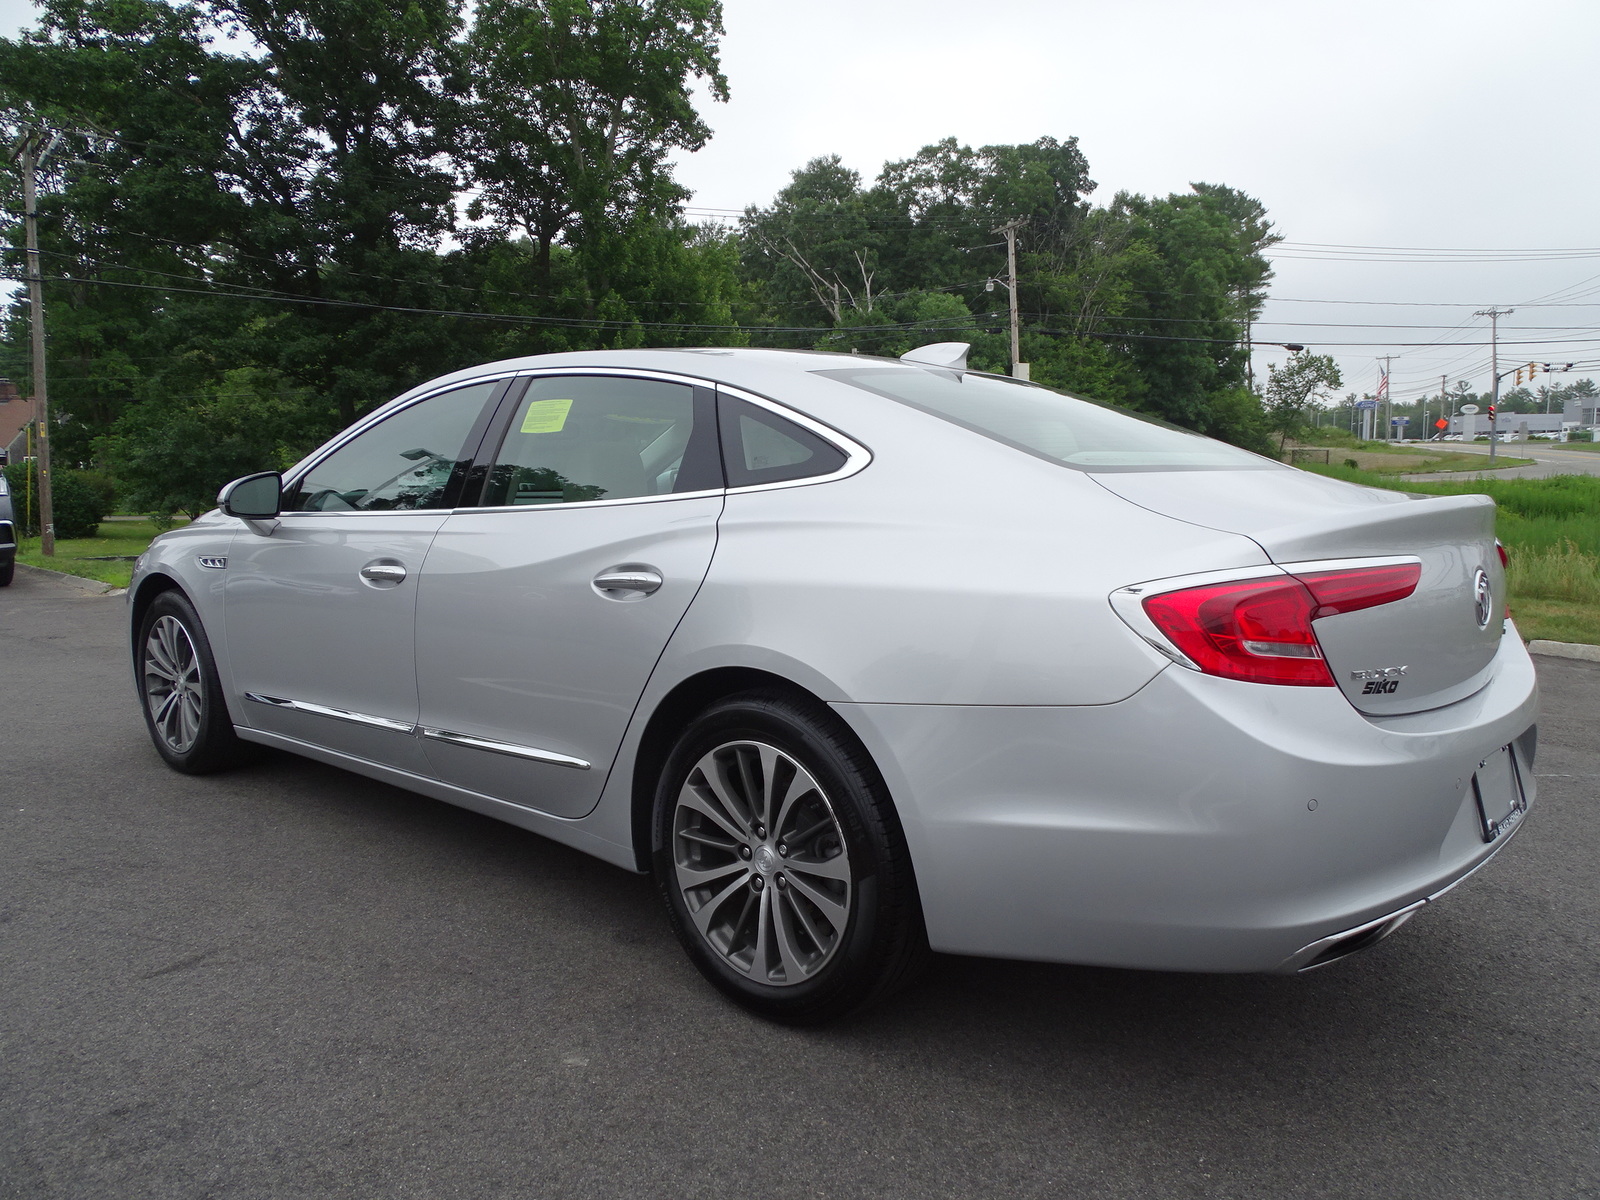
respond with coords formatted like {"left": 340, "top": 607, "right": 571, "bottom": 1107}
{"left": 1375, "top": 369, "right": 1390, "bottom": 400}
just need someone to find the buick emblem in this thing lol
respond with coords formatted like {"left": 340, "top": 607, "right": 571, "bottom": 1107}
{"left": 1473, "top": 568, "right": 1493, "bottom": 629}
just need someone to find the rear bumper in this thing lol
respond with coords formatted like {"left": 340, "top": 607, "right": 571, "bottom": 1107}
{"left": 834, "top": 625, "right": 1539, "bottom": 973}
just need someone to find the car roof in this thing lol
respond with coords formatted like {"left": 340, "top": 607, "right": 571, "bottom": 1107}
{"left": 394, "top": 347, "right": 913, "bottom": 409}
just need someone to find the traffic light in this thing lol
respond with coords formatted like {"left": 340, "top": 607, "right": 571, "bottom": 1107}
{"left": 1528, "top": 362, "right": 1542, "bottom": 381}
{"left": 1487, "top": 404, "right": 1497, "bottom": 420}
{"left": 1514, "top": 367, "right": 1525, "bottom": 386}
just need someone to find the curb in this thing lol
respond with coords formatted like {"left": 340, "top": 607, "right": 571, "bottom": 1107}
{"left": 14, "top": 561, "right": 127, "bottom": 597}
{"left": 1528, "top": 639, "right": 1600, "bottom": 663}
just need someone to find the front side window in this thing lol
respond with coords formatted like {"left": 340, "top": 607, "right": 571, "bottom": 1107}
{"left": 479, "top": 376, "right": 716, "bottom": 506}
{"left": 816, "top": 367, "right": 1277, "bottom": 474}
{"left": 288, "top": 381, "right": 500, "bottom": 511}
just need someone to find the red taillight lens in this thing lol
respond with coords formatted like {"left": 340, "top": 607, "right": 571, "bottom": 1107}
{"left": 1297, "top": 562, "right": 1421, "bottom": 617}
{"left": 1142, "top": 576, "right": 1331, "bottom": 685}
{"left": 1497, "top": 540, "right": 1509, "bottom": 569}
{"left": 1141, "top": 563, "right": 1421, "bottom": 687}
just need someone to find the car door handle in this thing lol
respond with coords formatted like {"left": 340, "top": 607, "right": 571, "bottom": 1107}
{"left": 359, "top": 562, "right": 408, "bottom": 586}
{"left": 592, "top": 568, "right": 663, "bottom": 596}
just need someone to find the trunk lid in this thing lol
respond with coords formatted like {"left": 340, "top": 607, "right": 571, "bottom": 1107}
{"left": 1094, "top": 468, "right": 1506, "bottom": 715}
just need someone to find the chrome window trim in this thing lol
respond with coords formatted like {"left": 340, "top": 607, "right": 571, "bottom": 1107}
{"left": 1109, "top": 556, "right": 1424, "bottom": 672}
{"left": 244, "top": 692, "right": 417, "bottom": 734}
{"left": 715, "top": 382, "right": 873, "bottom": 494}
{"left": 275, "top": 486, "right": 727, "bottom": 518}
{"left": 280, "top": 366, "right": 870, "bottom": 511}
{"left": 450, "top": 487, "right": 726, "bottom": 516}
{"left": 419, "top": 727, "right": 591, "bottom": 771}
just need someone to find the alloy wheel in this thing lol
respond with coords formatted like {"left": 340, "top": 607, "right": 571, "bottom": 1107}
{"left": 143, "top": 614, "right": 205, "bottom": 754}
{"left": 671, "top": 740, "right": 853, "bottom": 987}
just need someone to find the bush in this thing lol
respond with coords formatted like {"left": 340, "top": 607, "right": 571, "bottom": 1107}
{"left": 3, "top": 462, "right": 111, "bottom": 538}
{"left": 95, "top": 367, "right": 320, "bottom": 519}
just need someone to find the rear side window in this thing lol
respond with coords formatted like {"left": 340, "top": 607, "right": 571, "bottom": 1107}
{"left": 719, "top": 396, "right": 847, "bottom": 488}
{"left": 478, "top": 375, "right": 719, "bottom": 506}
{"left": 816, "top": 367, "right": 1277, "bottom": 474}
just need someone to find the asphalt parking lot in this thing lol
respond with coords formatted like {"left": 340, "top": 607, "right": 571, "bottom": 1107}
{"left": 3, "top": 567, "right": 1597, "bottom": 1199}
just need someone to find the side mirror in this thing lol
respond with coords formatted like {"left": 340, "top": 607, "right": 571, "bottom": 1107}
{"left": 219, "top": 471, "right": 282, "bottom": 520}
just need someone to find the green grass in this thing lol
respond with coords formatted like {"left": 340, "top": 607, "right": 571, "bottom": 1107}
{"left": 1299, "top": 465, "right": 1600, "bottom": 644}
{"left": 1507, "top": 599, "right": 1600, "bottom": 645}
{"left": 1294, "top": 439, "right": 1533, "bottom": 475}
{"left": 14, "top": 519, "right": 177, "bottom": 589}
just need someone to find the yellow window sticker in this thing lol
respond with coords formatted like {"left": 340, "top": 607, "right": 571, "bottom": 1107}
{"left": 520, "top": 398, "right": 573, "bottom": 434}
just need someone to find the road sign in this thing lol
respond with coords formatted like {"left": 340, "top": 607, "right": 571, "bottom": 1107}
{"left": 1355, "top": 399, "right": 1379, "bottom": 410}
{"left": 1391, "top": 417, "right": 1410, "bottom": 426}
{"left": 1459, "top": 404, "right": 1480, "bottom": 414}
{"left": 1435, "top": 418, "right": 1449, "bottom": 429}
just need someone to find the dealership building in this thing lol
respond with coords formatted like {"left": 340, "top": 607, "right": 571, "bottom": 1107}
{"left": 1447, "top": 395, "right": 1600, "bottom": 438}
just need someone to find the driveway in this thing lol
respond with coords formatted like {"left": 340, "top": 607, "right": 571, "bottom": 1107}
{"left": 1403, "top": 440, "right": 1600, "bottom": 481}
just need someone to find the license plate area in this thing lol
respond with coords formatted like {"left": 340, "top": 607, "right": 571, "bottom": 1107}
{"left": 1472, "top": 744, "right": 1528, "bottom": 843}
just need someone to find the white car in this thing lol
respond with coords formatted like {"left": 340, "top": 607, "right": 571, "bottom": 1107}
{"left": 128, "top": 344, "right": 1538, "bottom": 1022}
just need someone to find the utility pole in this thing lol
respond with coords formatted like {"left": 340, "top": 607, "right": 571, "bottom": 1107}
{"left": 1438, "top": 374, "right": 1447, "bottom": 440}
{"left": 1242, "top": 287, "right": 1254, "bottom": 393}
{"left": 1376, "top": 357, "right": 1393, "bottom": 441}
{"left": 1476, "top": 307, "right": 1512, "bottom": 463}
{"left": 1245, "top": 318, "right": 1253, "bottom": 392}
{"left": 13, "top": 129, "right": 59, "bottom": 555}
{"left": 993, "top": 219, "right": 1026, "bottom": 378}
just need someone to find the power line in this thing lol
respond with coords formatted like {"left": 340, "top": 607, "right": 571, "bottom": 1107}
{"left": 21, "top": 245, "right": 1600, "bottom": 336}
{"left": 14, "top": 269, "right": 1600, "bottom": 353}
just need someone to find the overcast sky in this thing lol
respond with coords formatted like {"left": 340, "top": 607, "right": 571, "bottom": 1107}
{"left": 5, "top": 0, "right": 1598, "bottom": 405}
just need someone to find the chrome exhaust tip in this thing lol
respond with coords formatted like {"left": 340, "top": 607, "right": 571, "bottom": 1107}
{"left": 1283, "top": 901, "right": 1426, "bottom": 973}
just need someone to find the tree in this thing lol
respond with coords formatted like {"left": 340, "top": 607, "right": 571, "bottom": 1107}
{"left": 1263, "top": 351, "right": 1342, "bottom": 453}
{"left": 740, "top": 155, "right": 885, "bottom": 330}
{"left": 452, "top": 0, "right": 727, "bottom": 283}
{"left": 95, "top": 367, "right": 319, "bottom": 517}
{"left": 1103, "top": 184, "right": 1278, "bottom": 437}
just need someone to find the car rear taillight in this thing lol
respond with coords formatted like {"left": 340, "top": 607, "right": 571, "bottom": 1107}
{"left": 1496, "top": 540, "right": 1509, "bottom": 569}
{"left": 1296, "top": 563, "right": 1423, "bottom": 616}
{"left": 1141, "top": 563, "right": 1422, "bottom": 687}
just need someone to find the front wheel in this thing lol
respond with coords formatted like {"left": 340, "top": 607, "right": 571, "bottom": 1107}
{"left": 135, "top": 590, "right": 252, "bottom": 774}
{"left": 652, "top": 691, "right": 927, "bottom": 1024}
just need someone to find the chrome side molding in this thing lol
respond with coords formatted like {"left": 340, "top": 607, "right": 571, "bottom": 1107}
{"left": 243, "top": 693, "right": 591, "bottom": 770}
{"left": 243, "top": 693, "right": 417, "bottom": 735}
{"left": 418, "top": 727, "right": 591, "bottom": 771}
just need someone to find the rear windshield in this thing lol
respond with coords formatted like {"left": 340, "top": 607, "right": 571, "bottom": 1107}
{"left": 815, "top": 367, "right": 1278, "bottom": 474}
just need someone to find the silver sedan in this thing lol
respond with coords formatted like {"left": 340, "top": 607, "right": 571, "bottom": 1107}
{"left": 128, "top": 344, "right": 1538, "bottom": 1023}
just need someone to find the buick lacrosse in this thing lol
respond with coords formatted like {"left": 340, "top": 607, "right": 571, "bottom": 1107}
{"left": 129, "top": 344, "right": 1538, "bottom": 1022}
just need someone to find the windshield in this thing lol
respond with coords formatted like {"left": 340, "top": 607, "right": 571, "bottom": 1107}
{"left": 816, "top": 367, "right": 1278, "bottom": 474}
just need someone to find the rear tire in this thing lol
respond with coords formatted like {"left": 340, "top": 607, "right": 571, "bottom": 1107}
{"left": 135, "top": 590, "right": 252, "bottom": 774}
{"left": 0, "top": 555, "right": 12, "bottom": 587}
{"left": 652, "top": 690, "right": 927, "bottom": 1024}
